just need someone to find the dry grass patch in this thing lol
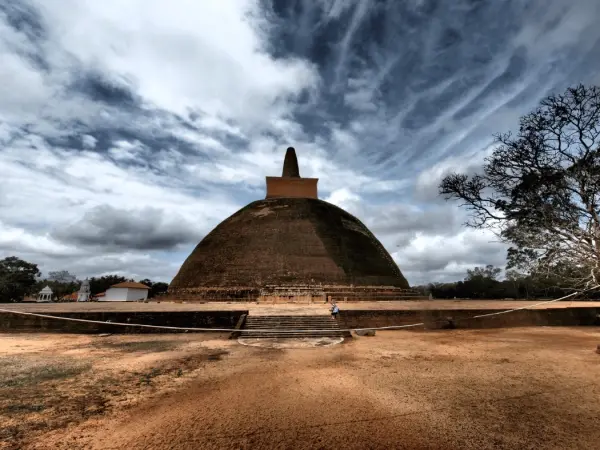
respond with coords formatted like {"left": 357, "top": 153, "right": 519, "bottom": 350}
{"left": 0, "top": 355, "right": 93, "bottom": 448}
{"left": 0, "top": 335, "right": 234, "bottom": 450}
{"left": 0, "top": 355, "right": 91, "bottom": 389}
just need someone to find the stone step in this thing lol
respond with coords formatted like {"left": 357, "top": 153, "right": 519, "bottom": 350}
{"left": 245, "top": 315, "right": 337, "bottom": 319}
{"left": 246, "top": 320, "right": 337, "bottom": 327}
{"left": 245, "top": 315, "right": 334, "bottom": 319}
{"left": 241, "top": 315, "right": 349, "bottom": 339}
{"left": 244, "top": 322, "right": 339, "bottom": 330}
{"left": 245, "top": 318, "right": 337, "bottom": 323}
{"left": 245, "top": 319, "right": 339, "bottom": 323}
{"left": 244, "top": 326, "right": 340, "bottom": 330}
{"left": 241, "top": 329, "right": 345, "bottom": 334}
{"left": 245, "top": 321, "right": 336, "bottom": 324}
{"left": 239, "top": 333, "right": 346, "bottom": 339}
{"left": 244, "top": 323, "right": 339, "bottom": 327}
{"left": 240, "top": 329, "right": 346, "bottom": 332}
{"left": 245, "top": 318, "right": 335, "bottom": 321}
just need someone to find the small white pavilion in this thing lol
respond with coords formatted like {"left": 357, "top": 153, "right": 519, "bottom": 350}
{"left": 37, "top": 286, "right": 53, "bottom": 302}
{"left": 77, "top": 279, "right": 91, "bottom": 302}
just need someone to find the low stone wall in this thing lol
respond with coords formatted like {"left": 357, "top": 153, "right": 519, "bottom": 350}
{"left": 0, "top": 310, "right": 248, "bottom": 334}
{"left": 2, "top": 308, "right": 597, "bottom": 334}
{"left": 339, "top": 307, "right": 600, "bottom": 330}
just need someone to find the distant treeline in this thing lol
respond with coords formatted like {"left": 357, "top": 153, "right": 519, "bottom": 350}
{"left": 413, "top": 265, "right": 600, "bottom": 300}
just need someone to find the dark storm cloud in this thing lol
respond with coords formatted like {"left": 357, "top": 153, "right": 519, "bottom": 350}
{"left": 0, "top": 1, "right": 50, "bottom": 71}
{"left": 0, "top": 1, "right": 46, "bottom": 41}
{"left": 52, "top": 205, "right": 202, "bottom": 251}
{"left": 8, "top": 248, "right": 179, "bottom": 282}
{"left": 261, "top": 0, "right": 347, "bottom": 66}
{"left": 44, "top": 107, "right": 247, "bottom": 181}
{"left": 69, "top": 70, "right": 139, "bottom": 108}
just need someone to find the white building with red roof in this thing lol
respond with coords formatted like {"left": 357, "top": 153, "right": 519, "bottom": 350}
{"left": 103, "top": 282, "right": 150, "bottom": 302}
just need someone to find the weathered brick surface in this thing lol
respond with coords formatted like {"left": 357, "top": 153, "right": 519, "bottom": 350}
{"left": 282, "top": 146, "right": 300, "bottom": 177}
{"left": 265, "top": 176, "right": 318, "bottom": 199}
{"left": 0, "top": 311, "right": 248, "bottom": 333}
{"left": 323, "top": 286, "right": 427, "bottom": 301}
{"left": 339, "top": 307, "right": 600, "bottom": 329}
{"left": 169, "top": 197, "right": 410, "bottom": 296}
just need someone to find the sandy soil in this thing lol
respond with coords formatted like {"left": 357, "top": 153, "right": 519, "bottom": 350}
{"left": 4, "top": 299, "right": 600, "bottom": 315}
{"left": 1, "top": 328, "right": 599, "bottom": 449}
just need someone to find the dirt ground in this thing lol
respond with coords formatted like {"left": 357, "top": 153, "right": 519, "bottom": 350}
{"left": 1, "top": 328, "right": 599, "bottom": 449}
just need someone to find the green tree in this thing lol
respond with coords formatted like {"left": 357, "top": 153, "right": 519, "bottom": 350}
{"left": 428, "top": 281, "right": 460, "bottom": 299}
{"left": 47, "top": 270, "right": 77, "bottom": 283}
{"left": 48, "top": 280, "right": 80, "bottom": 301}
{"left": 0, "top": 256, "right": 41, "bottom": 302}
{"left": 466, "top": 265, "right": 502, "bottom": 281}
{"left": 440, "top": 85, "right": 600, "bottom": 288}
{"left": 463, "top": 265, "right": 502, "bottom": 299}
{"left": 506, "top": 269, "right": 530, "bottom": 299}
{"left": 139, "top": 279, "right": 169, "bottom": 298}
{"left": 151, "top": 282, "right": 168, "bottom": 298}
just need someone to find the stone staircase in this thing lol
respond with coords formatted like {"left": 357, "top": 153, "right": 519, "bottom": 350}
{"left": 239, "top": 315, "right": 350, "bottom": 339}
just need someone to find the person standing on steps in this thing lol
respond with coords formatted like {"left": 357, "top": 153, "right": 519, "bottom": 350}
{"left": 330, "top": 302, "right": 339, "bottom": 320}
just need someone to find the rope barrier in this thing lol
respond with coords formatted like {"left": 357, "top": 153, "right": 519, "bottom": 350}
{"left": 352, "top": 286, "right": 599, "bottom": 331}
{"left": 0, "top": 285, "right": 598, "bottom": 334}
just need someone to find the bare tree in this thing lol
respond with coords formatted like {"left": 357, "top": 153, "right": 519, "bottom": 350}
{"left": 440, "top": 84, "right": 600, "bottom": 288}
{"left": 47, "top": 270, "right": 77, "bottom": 283}
{"left": 466, "top": 265, "right": 502, "bottom": 281}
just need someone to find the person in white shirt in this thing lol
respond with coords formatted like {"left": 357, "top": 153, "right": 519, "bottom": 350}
{"left": 330, "top": 302, "right": 339, "bottom": 320}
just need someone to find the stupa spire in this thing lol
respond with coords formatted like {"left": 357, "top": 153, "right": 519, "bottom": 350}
{"left": 265, "top": 146, "right": 318, "bottom": 199}
{"left": 282, "top": 147, "right": 300, "bottom": 178}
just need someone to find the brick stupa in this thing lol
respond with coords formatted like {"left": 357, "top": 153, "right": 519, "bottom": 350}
{"left": 168, "top": 147, "right": 410, "bottom": 301}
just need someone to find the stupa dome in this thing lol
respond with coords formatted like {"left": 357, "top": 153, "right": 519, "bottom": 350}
{"left": 169, "top": 147, "right": 409, "bottom": 298}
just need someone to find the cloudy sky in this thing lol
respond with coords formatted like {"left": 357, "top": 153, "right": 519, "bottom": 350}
{"left": 1, "top": 0, "right": 600, "bottom": 285}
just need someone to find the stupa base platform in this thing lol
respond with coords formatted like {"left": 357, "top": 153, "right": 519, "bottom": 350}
{"left": 164, "top": 286, "right": 429, "bottom": 303}
{"left": 1, "top": 300, "right": 599, "bottom": 333}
